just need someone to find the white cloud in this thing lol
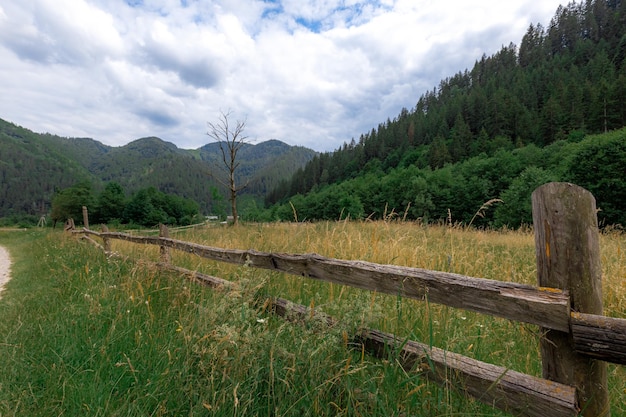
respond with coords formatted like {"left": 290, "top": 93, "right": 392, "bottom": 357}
{"left": 0, "top": 0, "right": 123, "bottom": 65}
{"left": 0, "top": 0, "right": 564, "bottom": 151}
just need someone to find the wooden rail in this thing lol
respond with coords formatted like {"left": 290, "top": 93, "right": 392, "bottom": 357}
{"left": 82, "top": 227, "right": 626, "bottom": 367}
{"left": 156, "top": 262, "right": 579, "bottom": 417}
{"left": 357, "top": 329, "right": 578, "bottom": 417}
{"left": 87, "top": 229, "right": 572, "bottom": 331}
{"left": 74, "top": 183, "right": 624, "bottom": 417}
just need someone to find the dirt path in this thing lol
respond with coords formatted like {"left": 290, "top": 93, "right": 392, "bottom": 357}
{"left": 0, "top": 246, "right": 11, "bottom": 299}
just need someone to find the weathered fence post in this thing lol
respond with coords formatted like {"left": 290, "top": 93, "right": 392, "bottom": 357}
{"left": 102, "top": 225, "right": 111, "bottom": 253}
{"left": 159, "top": 224, "right": 171, "bottom": 264}
{"left": 532, "top": 182, "right": 609, "bottom": 417}
{"left": 64, "top": 218, "right": 75, "bottom": 231}
{"left": 82, "top": 206, "right": 89, "bottom": 230}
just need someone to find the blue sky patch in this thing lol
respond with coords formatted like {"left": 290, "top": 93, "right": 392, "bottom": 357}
{"left": 125, "top": 0, "right": 143, "bottom": 7}
{"left": 296, "top": 17, "right": 323, "bottom": 33}
{"left": 261, "top": 1, "right": 283, "bottom": 20}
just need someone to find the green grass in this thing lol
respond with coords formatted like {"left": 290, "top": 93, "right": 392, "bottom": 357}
{"left": 0, "top": 224, "right": 624, "bottom": 416}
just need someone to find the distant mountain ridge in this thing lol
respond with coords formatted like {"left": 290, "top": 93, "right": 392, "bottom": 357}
{"left": 0, "top": 118, "right": 317, "bottom": 217}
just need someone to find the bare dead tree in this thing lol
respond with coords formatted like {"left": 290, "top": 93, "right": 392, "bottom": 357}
{"left": 207, "top": 110, "right": 248, "bottom": 225}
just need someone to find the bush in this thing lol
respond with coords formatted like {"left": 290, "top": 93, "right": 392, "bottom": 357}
{"left": 494, "top": 167, "right": 559, "bottom": 228}
{"left": 565, "top": 128, "right": 626, "bottom": 227}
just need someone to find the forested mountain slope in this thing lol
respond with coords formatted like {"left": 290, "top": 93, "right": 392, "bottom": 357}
{"left": 265, "top": 0, "right": 626, "bottom": 227}
{"left": 0, "top": 119, "right": 316, "bottom": 218}
{"left": 0, "top": 119, "right": 95, "bottom": 215}
{"left": 264, "top": 128, "right": 626, "bottom": 227}
{"left": 198, "top": 139, "right": 319, "bottom": 197}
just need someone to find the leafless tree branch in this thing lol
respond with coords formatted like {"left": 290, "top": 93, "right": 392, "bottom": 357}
{"left": 206, "top": 110, "right": 249, "bottom": 225}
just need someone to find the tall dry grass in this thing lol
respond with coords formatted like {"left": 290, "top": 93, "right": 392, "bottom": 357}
{"left": 180, "top": 221, "right": 626, "bottom": 415}
{"left": 5, "top": 222, "right": 619, "bottom": 415}
{"left": 110, "top": 221, "right": 625, "bottom": 412}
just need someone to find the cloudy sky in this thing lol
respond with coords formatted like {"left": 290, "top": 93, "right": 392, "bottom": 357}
{"left": 0, "top": 0, "right": 564, "bottom": 152}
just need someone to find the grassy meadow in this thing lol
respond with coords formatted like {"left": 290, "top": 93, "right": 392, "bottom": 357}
{"left": 0, "top": 222, "right": 624, "bottom": 416}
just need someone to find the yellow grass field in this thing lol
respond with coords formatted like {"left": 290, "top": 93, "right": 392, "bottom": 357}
{"left": 112, "top": 221, "right": 626, "bottom": 414}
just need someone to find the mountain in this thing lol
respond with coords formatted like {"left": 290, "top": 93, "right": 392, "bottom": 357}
{"left": 272, "top": 0, "right": 626, "bottom": 202}
{"left": 0, "top": 119, "right": 94, "bottom": 216}
{"left": 264, "top": 0, "right": 626, "bottom": 226}
{"left": 198, "top": 139, "right": 318, "bottom": 196}
{"left": 0, "top": 118, "right": 317, "bottom": 218}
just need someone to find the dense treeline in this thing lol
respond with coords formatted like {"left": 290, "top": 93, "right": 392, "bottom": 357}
{"left": 50, "top": 181, "right": 201, "bottom": 228}
{"left": 265, "top": 0, "right": 626, "bottom": 226}
{"left": 259, "top": 129, "right": 626, "bottom": 227}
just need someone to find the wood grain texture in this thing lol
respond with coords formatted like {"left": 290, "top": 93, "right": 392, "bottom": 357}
{"left": 571, "top": 312, "right": 626, "bottom": 365}
{"left": 157, "top": 262, "right": 233, "bottom": 289}
{"left": 358, "top": 329, "right": 579, "bottom": 417}
{"left": 532, "top": 182, "right": 609, "bottom": 416}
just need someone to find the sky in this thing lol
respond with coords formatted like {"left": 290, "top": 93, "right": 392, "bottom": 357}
{"left": 0, "top": 0, "right": 565, "bottom": 152}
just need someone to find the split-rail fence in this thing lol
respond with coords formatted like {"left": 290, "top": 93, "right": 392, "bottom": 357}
{"left": 73, "top": 183, "right": 625, "bottom": 417}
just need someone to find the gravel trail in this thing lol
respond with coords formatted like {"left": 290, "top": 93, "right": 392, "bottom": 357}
{"left": 0, "top": 246, "right": 11, "bottom": 299}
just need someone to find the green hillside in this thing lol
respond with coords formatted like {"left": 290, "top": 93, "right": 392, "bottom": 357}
{"left": 0, "top": 119, "right": 94, "bottom": 216}
{"left": 265, "top": 0, "right": 626, "bottom": 227}
{"left": 198, "top": 139, "right": 320, "bottom": 197}
{"left": 0, "top": 119, "right": 316, "bottom": 219}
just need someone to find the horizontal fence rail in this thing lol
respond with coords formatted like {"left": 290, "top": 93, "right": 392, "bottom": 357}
{"left": 80, "top": 227, "right": 626, "bottom": 367}
{"left": 570, "top": 312, "right": 626, "bottom": 365}
{"left": 84, "top": 229, "right": 572, "bottom": 332}
{"left": 153, "top": 259, "right": 581, "bottom": 417}
{"left": 357, "top": 329, "right": 578, "bottom": 417}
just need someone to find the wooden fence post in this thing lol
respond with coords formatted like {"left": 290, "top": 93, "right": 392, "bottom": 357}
{"left": 82, "top": 206, "right": 89, "bottom": 230}
{"left": 159, "top": 224, "right": 171, "bottom": 264}
{"left": 532, "top": 182, "right": 609, "bottom": 417}
{"left": 102, "top": 225, "right": 111, "bottom": 253}
{"left": 64, "top": 218, "right": 75, "bottom": 231}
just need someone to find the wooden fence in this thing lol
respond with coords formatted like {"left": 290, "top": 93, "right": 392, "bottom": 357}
{"left": 73, "top": 183, "right": 625, "bottom": 417}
